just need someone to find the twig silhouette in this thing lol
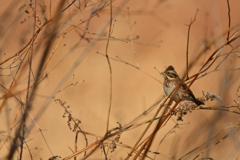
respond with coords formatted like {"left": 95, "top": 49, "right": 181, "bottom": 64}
{"left": 185, "top": 9, "right": 199, "bottom": 80}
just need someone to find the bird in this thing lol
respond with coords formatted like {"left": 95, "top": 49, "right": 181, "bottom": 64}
{"left": 161, "top": 65, "right": 204, "bottom": 106}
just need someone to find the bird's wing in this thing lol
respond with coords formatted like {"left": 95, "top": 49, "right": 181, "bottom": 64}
{"left": 182, "top": 83, "right": 196, "bottom": 99}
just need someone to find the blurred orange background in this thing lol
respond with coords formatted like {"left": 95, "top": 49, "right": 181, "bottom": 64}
{"left": 0, "top": 0, "right": 240, "bottom": 159}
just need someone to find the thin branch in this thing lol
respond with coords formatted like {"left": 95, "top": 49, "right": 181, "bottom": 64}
{"left": 226, "top": 0, "right": 231, "bottom": 41}
{"left": 189, "top": 67, "right": 240, "bottom": 82}
{"left": 102, "top": 144, "right": 108, "bottom": 160}
{"left": 19, "top": 1, "right": 37, "bottom": 159}
{"left": 61, "top": 0, "right": 76, "bottom": 13}
{"left": 64, "top": 141, "right": 99, "bottom": 160}
{"left": 127, "top": 7, "right": 139, "bottom": 67}
{"left": 24, "top": 140, "right": 33, "bottom": 160}
{"left": 55, "top": 99, "right": 88, "bottom": 156}
{"left": 197, "top": 106, "right": 240, "bottom": 115}
{"left": 185, "top": 9, "right": 199, "bottom": 80}
{"left": 105, "top": 0, "right": 113, "bottom": 133}
{"left": 153, "top": 123, "right": 180, "bottom": 159}
{"left": 27, "top": 111, "right": 54, "bottom": 156}
{"left": 96, "top": 53, "right": 162, "bottom": 84}
{"left": 74, "top": 132, "right": 79, "bottom": 160}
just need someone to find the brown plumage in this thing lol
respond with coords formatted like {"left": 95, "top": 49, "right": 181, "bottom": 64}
{"left": 161, "top": 65, "right": 204, "bottom": 106}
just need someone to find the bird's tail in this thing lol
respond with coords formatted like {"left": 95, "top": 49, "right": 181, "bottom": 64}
{"left": 195, "top": 98, "right": 205, "bottom": 106}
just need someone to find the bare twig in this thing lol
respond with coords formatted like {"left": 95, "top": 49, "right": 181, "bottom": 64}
{"left": 19, "top": 2, "right": 37, "bottom": 159}
{"left": 55, "top": 99, "right": 88, "bottom": 156}
{"left": 226, "top": 0, "right": 231, "bottom": 41}
{"left": 96, "top": 53, "right": 162, "bottom": 84}
{"left": 24, "top": 140, "right": 33, "bottom": 160}
{"left": 127, "top": 7, "right": 139, "bottom": 67}
{"left": 102, "top": 145, "right": 108, "bottom": 160}
{"left": 185, "top": 9, "right": 199, "bottom": 80}
{"left": 74, "top": 132, "right": 79, "bottom": 160}
{"left": 105, "top": 0, "right": 113, "bottom": 133}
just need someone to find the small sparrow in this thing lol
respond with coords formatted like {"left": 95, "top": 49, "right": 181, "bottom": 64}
{"left": 161, "top": 65, "right": 204, "bottom": 106}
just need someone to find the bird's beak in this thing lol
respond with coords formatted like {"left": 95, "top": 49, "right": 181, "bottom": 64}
{"left": 160, "top": 72, "right": 164, "bottom": 76}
